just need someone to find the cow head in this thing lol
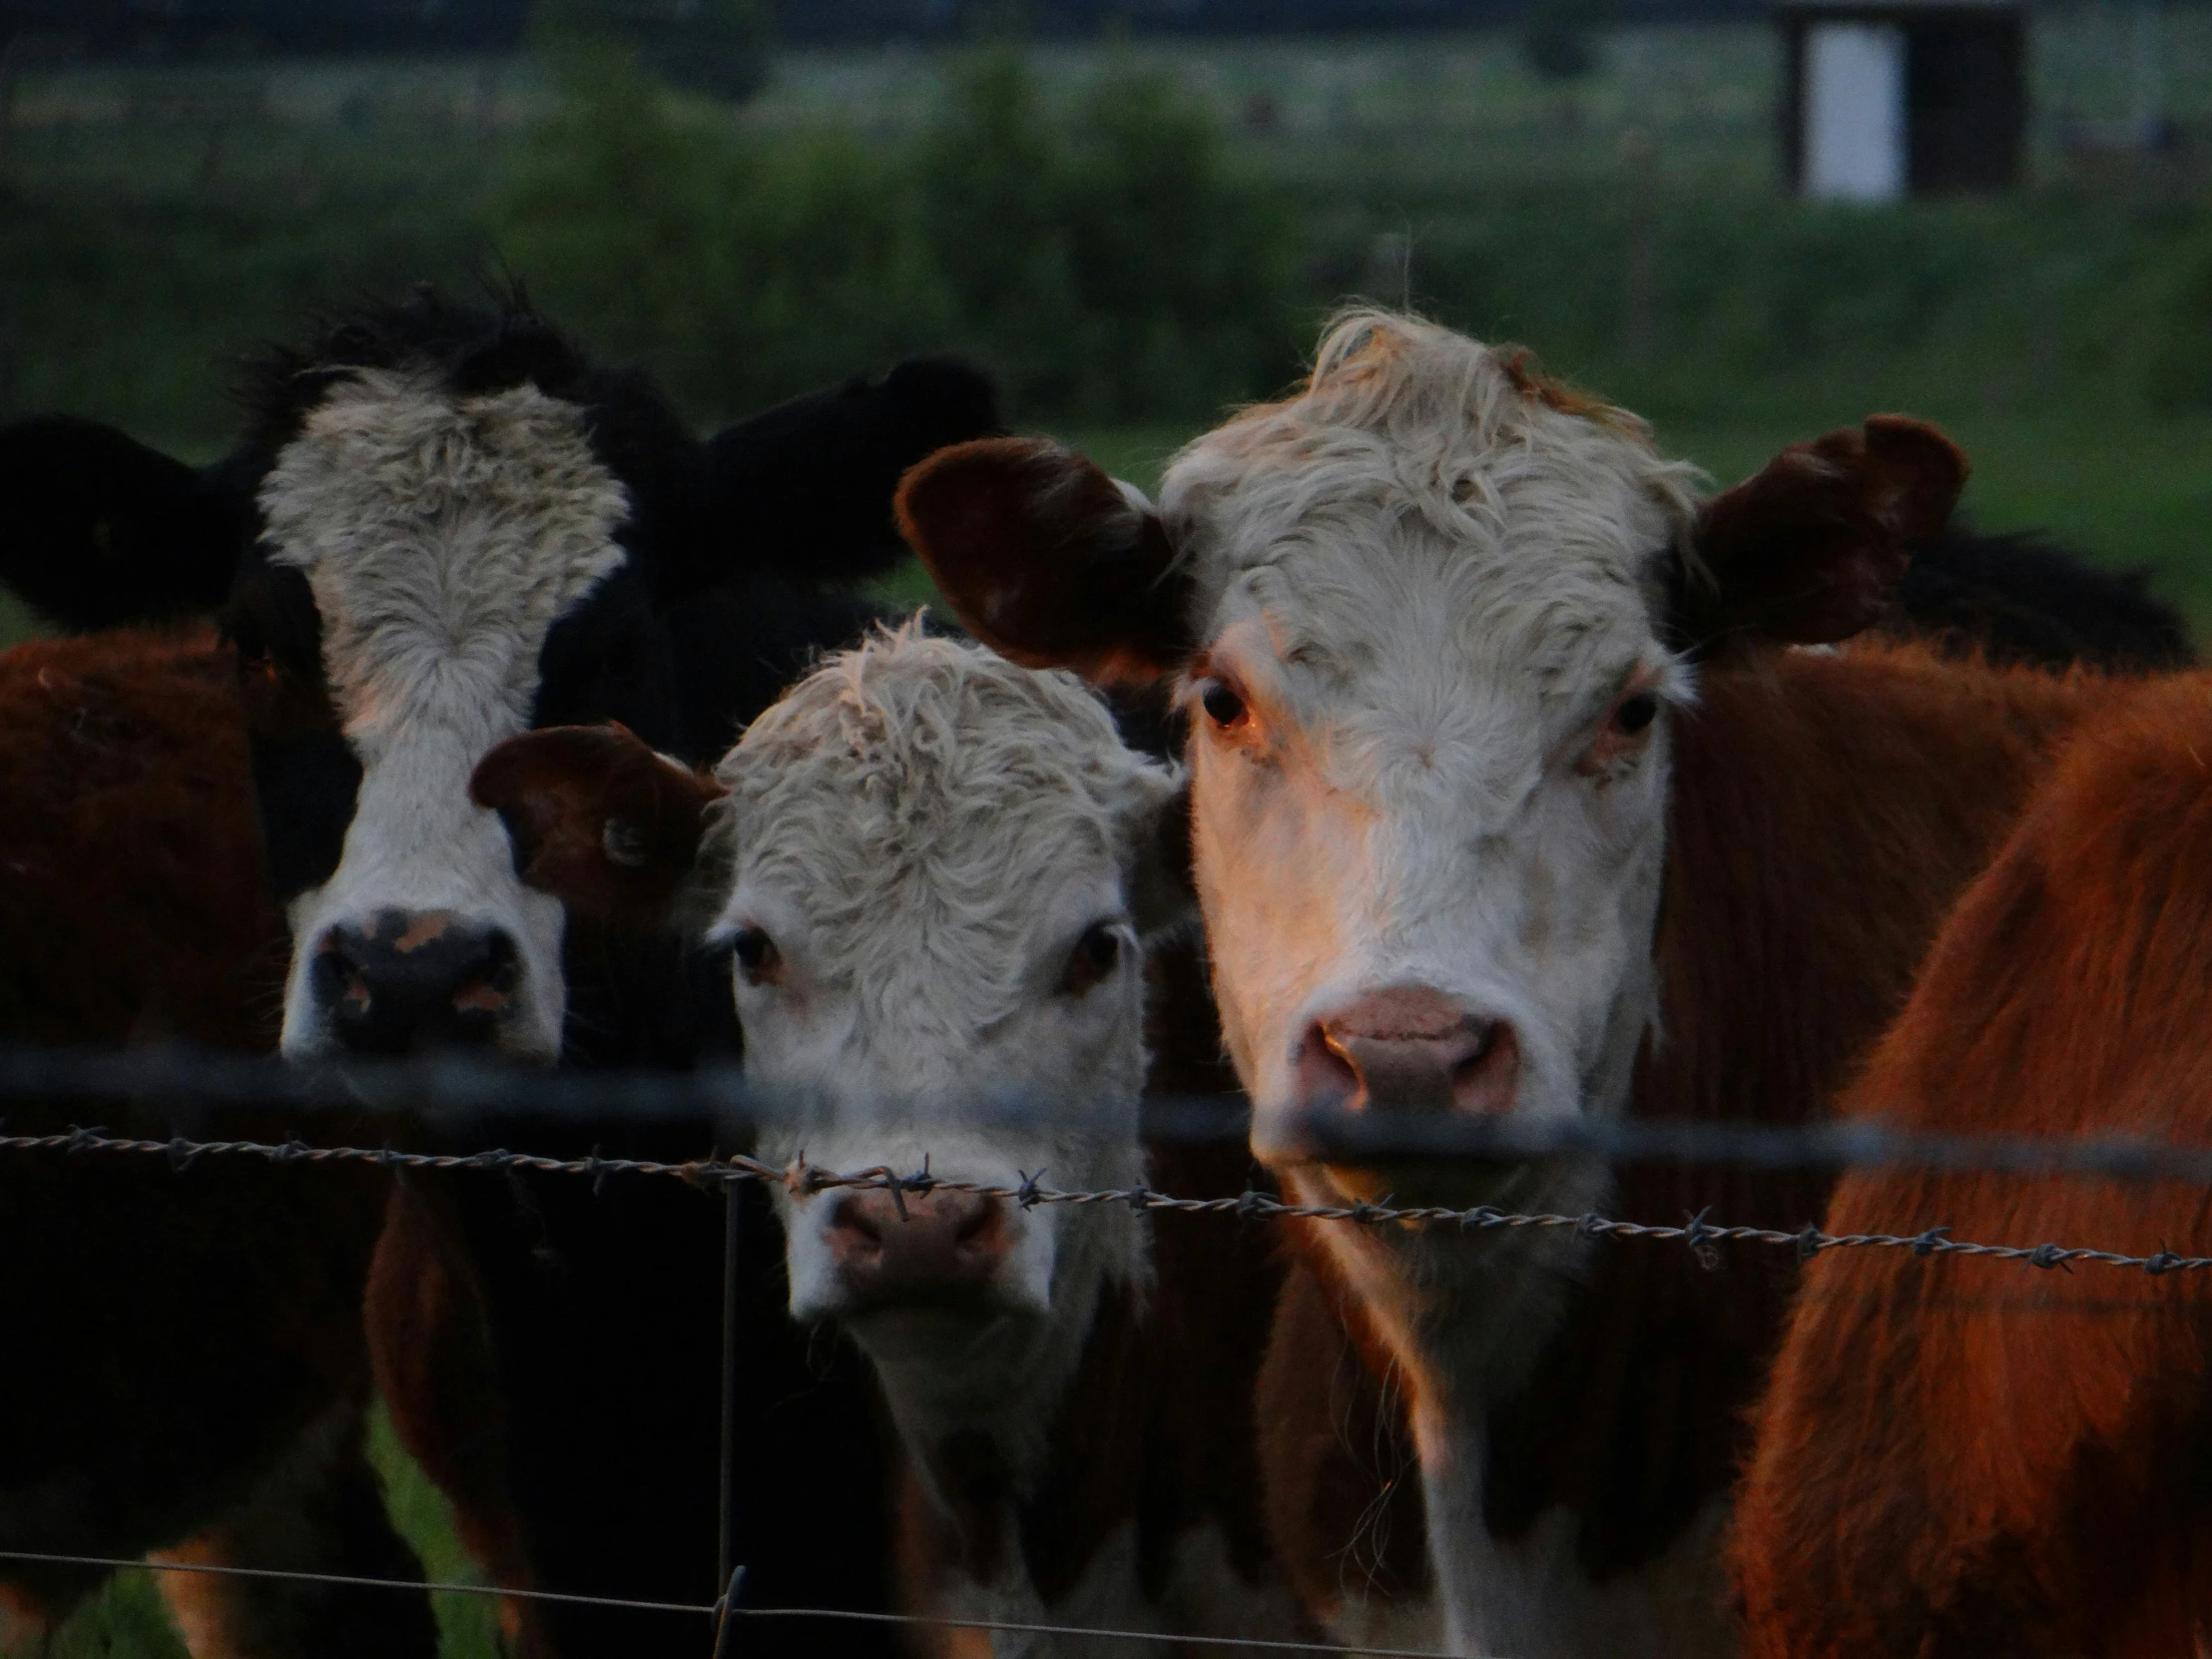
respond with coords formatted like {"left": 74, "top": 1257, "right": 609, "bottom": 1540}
{"left": 898, "top": 310, "right": 1964, "bottom": 1234}
{"left": 0, "top": 289, "right": 999, "bottom": 1061}
{"left": 471, "top": 627, "right": 1189, "bottom": 1438}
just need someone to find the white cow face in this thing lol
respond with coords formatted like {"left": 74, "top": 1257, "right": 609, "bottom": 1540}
{"left": 1154, "top": 324, "right": 1700, "bottom": 1210}
{"left": 709, "top": 631, "right": 1184, "bottom": 1418}
{"left": 255, "top": 370, "right": 632, "bottom": 1062}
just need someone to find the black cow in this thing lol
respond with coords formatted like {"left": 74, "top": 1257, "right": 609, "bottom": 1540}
{"left": 0, "top": 287, "right": 999, "bottom": 1657}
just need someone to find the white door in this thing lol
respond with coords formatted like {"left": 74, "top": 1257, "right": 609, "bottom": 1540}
{"left": 1803, "top": 22, "right": 1908, "bottom": 202}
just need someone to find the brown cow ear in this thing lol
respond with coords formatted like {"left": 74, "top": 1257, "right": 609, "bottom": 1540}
{"left": 895, "top": 436, "right": 1196, "bottom": 686}
{"left": 469, "top": 724, "right": 726, "bottom": 929}
{"left": 1680, "top": 415, "right": 1968, "bottom": 658}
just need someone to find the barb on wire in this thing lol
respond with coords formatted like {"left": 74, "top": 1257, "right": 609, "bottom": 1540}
{"left": 6, "top": 1124, "right": 2211, "bottom": 1279}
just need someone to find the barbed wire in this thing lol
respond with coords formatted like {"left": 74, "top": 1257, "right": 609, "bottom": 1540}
{"left": 3, "top": 1040, "right": 2212, "bottom": 1184}
{"left": 0, "top": 1549, "right": 1455, "bottom": 1658}
{"left": 7, "top": 1122, "right": 2210, "bottom": 1279}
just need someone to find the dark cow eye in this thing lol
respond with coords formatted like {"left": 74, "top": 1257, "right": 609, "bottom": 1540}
{"left": 1060, "top": 922, "right": 1122, "bottom": 996}
{"left": 731, "top": 926, "right": 783, "bottom": 987}
{"left": 1613, "top": 693, "right": 1658, "bottom": 736}
{"left": 1198, "top": 680, "right": 1247, "bottom": 730}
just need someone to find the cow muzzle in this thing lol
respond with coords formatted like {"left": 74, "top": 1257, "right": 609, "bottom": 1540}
{"left": 825, "top": 1186, "right": 1014, "bottom": 1311}
{"left": 1295, "top": 983, "right": 1520, "bottom": 1120}
{"left": 308, "top": 907, "right": 522, "bottom": 1055}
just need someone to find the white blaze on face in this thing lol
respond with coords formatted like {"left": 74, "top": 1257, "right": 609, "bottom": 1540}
{"left": 710, "top": 628, "right": 1178, "bottom": 1447}
{"left": 1157, "top": 317, "right": 1701, "bottom": 1205}
{"left": 259, "top": 369, "right": 630, "bottom": 1060}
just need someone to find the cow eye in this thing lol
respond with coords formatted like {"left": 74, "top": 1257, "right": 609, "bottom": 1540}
{"left": 1198, "top": 680, "right": 1247, "bottom": 730}
{"left": 731, "top": 926, "right": 783, "bottom": 987}
{"left": 1059, "top": 922, "right": 1122, "bottom": 996}
{"left": 1613, "top": 693, "right": 1658, "bottom": 736}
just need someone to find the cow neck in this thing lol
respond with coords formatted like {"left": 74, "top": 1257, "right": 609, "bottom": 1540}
{"left": 907, "top": 1158, "right": 1287, "bottom": 1613}
{"left": 1290, "top": 643, "right": 2100, "bottom": 1644}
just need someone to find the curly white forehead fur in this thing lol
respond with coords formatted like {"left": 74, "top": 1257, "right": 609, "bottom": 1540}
{"left": 1158, "top": 309, "right": 1703, "bottom": 690}
{"left": 711, "top": 623, "right": 1179, "bottom": 1037}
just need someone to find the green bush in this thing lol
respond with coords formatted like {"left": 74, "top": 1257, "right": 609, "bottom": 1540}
{"left": 496, "top": 45, "right": 1297, "bottom": 423}
{"left": 497, "top": 47, "right": 948, "bottom": 421}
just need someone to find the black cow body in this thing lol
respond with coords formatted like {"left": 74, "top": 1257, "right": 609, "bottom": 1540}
{"left": 0, "top": 288, "right": 999, "bottom": 1657}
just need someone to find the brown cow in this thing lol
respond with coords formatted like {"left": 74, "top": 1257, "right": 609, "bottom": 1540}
{"left": 0, "top": 626, "right": 432, "bottom": 1657}
{"left": 893, "top": 308, "right": 2149, "bottom": 1656}
{"left": 1731, "top": 673, "right": 2212, "bottom": 1659}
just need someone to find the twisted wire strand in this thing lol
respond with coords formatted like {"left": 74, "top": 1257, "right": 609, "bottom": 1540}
{"left": 6, "top": 1125, "right": 2208, "bottom": 1277}
{"left": 0, "top": 1549, "right": 1453, "bottom": 1657}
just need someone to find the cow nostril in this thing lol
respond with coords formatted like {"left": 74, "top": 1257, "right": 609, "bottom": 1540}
{"left": 1296, "top": 1022, "right": 1362, "bottom": 1106}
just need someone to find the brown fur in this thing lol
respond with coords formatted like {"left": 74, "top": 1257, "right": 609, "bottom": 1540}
{"left": 897, "top": 438, "right": 1193, "bottom": 685}
{"left": 470, "top": 723, "right": 725, "bottom": 930}
{"left": 1732, "top": 674, "right": 2212, "bottom": 1659}
{"left": 1475, "top": 643, "right": 2089, "bottom": 1576}
{"left": 0, "top": 627, "right": 432, "bottom": 1655}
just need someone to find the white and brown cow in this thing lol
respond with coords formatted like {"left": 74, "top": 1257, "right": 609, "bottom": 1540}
{"left": 472, "top": 625, "right": 1317, "bottom": 1656}
{"left": 892, "top": 310, "right": 2137, "bottom": 1657}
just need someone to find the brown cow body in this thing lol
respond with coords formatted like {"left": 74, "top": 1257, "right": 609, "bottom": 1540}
{"left": 1240, "top": 641, "right": 2102, "bottom": 1649}
{"left": 1732, "top": 672, "right": 2212, "bottom": 1659}
{"left": 0, "top": 627, "right": 432, "bottom": 1657}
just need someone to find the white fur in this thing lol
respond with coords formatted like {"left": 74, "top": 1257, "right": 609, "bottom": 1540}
{"left": 257, "top": 370, "right": 630, "bottom": 1059}
{"left": 1155, "top": 311, "right": 1712, "bottom": 1654}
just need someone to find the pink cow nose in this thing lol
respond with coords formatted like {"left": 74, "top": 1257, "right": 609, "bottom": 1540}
{"left": 826, "top": 1187, "right": 1012, "bottom": 1304}
{"left": 1296, "top": 984, "right": 1520, "bottom": 1116}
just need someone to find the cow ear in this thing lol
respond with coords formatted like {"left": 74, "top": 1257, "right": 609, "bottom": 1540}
{"left": 1679, "top": 415, "right": 1968, "bottom": 658}
{"left": 469, "top": 724, "right": 726, "bottom": 930}
{"left": 896, "top": 436, "right": 1195, "bottom": 686}
{"left": 685, "top": 356, "right": 1002, "bottom": 596}
{"left": 0, "top": 415, "right": 249, "bottom": 628}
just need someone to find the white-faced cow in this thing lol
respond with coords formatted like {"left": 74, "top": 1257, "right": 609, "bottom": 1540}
{"left": 0, "top": 288, "right": 1000, "bottom": 1657}
{"left": 893, "top": 309, "right": 2174, "bottom": 1657}
{"left": 470, "top": 626, "right": 1318, "bottom": 1656}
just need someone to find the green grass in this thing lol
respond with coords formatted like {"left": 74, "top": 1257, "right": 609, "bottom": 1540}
{"left": 23, "top": 1413, "right": 495, "bottom": 1659}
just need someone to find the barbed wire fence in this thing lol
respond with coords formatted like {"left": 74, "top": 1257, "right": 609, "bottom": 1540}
{"left": 6, "top": 1039, "right": 2212, "bottom": 1656}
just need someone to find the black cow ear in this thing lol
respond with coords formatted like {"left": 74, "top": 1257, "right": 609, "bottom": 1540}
{"left": 682, "top": 356, "right": 1002, "bottom": 597}
{"left": 0, "top": 415, "right": 249, "bottom": 629}
{"left": 895, "top": 436, "right": 1195, "bottom": 687}
{"left": 1678, "top": 415, "right": 1967, "bottom": 660}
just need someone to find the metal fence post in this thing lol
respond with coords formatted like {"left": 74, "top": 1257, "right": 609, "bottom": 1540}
{"left": 719, "top": 1171, "right": 742, "bottom": 1601}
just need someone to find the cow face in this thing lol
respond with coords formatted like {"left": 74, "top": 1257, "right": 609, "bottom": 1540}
{"left": 241, "top": 369, "right": 632, "bottom": 1059}
{"left": 714, "top": 633, "right": 1183, "bottom": 1419}
{"left": 899, "top": 310, "right": 1964, "bottom": 1224}
{"left": 0, "top": 289, "right": 999, "bottom": 1062}
{"left": 471, "top": 629, "right": 1187, "bottom": 1425}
